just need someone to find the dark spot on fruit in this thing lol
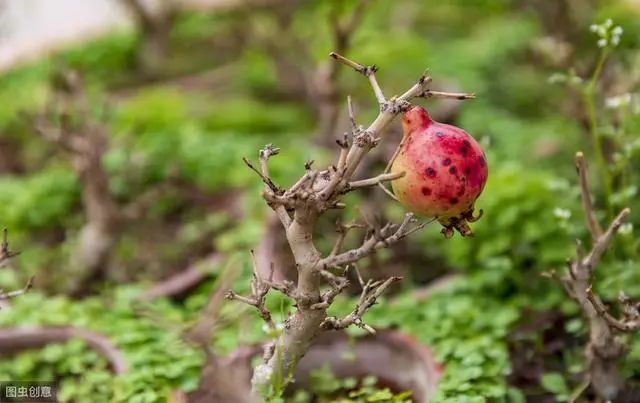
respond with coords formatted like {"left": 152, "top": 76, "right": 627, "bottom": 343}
{"left": 464, "top": 166, "right": 471, "bottom": 175}
{"left": 450, "top": 197, "right": 459, "bottom": 205}
{"left": 426, "top": 167, "right": 436, "bottom": 177}
{"left": 449, "top": 166, "right": 457, "bottom": 174}
{"left": 460, "top": 176, "right": 466, "bottom": 183}
{"left": 459, "top": 146, "right": 468, "bottom": 156}
{"left": 463, "top": 140, "right": 471, "bottom": 147}
{"left": 442, "top": 158, "right": 451, "bottom": 166}
{"left": 436, "top": 131, "right": 445, "bottom": 138}
{"left": 421, "top": 187, "right": 431, "bottom": 196}
{"left": 458, "top": 186, "right": 465, "bottom": 196}
{"left": 479, "top": 155, "right": 486, "bottom": 167}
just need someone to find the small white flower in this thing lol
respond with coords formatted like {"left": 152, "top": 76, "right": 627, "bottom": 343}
{"left": 613, "top": 26, "right": 623, "bottom": 36}
{"left": 606, "top": 93, "right": 632, "bottom": 109}
{"left": 548, "top": 73, "right": 567, "bottom": 84}
{"left": 553, "top": 207, "right": 572, "bottom": 220}
{"left": 606, "top": 97, "right": 621, "bottom": 109}
{"left": 605, "top": 18, "right": 613, "bottom": 28}
{"left": 611, "top": 36, "right": 620, "bottom": 46}
{"left": 252, "top": 364, "right": 273, "bottom": 384}
{"left": 597, "top": 38, "right": 608, "bottom": 48}
{"left": 619, "top": 223, "right": 633, "bottom": 235}
{"left": 569, "top": 75, "right": 584, "bottom": 85}
{"left": 589, "top": 24, "right": 598, "bottom": 32}
{"left": 546, "top": 178, "right": 570, "bottom": 191}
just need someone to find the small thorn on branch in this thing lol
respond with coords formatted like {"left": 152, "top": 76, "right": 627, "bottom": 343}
{"left": 304, "top": 160, "right": 315, "bottom": 170}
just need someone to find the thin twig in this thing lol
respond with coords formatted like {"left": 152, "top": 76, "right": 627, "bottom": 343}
{"left": 575, "top": 151, "right": 603, "bottom": 240}
{"left": 242, "top": 157, "right": 279, "bottom": 193}
{"left": 420, "top": 89, "right": 476, "bottom": 100}
{"left": 583, "top": 208, "right": 630, "bottom": 271}
{"left": 586, "top": 286, "right": 640, "bottom": 332}
{"left": 0, "top": 276, "right": 33, "bottom": 300}
{"left": 0, "top": 228, "right": 20, "bottom": 264}
{"left": 320, "top": 213, "right": 426, "bottom": 269}
{"left": 347, "top": 95, "right": 357, "bottom": 134}
{"left": 329, "top": 221, "right": 364, "bottom": 257}
{"left": 225, "top": 250, "right": 274, "bottom": 329}
{"left": 321, "top": 276, "right": 401, "bottom": 334}
{"left": 329, "top": 52, "right": 384, "bottom": 104}
{"left": 346, "top": 171, "right": 405, "bottom": 191}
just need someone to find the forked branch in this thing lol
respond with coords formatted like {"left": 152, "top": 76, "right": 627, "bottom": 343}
{"left": 0, "top": 228, "right": 19, "bottom": 265}
{"left": 551, "top": 151, "right": 634, "bottom": 401}
{"left": 322, "top": 268, "right": 401, "bottom": 334}
{"left": 233, "top": 51, "right": 474, "bottom": 394}
{"left": 0, "top": 229, "right": 32, "bottom": 302}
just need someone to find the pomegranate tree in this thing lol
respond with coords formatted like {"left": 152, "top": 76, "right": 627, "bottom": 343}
{"left": 391, "top": 106, "right": 488, "bottom": 237}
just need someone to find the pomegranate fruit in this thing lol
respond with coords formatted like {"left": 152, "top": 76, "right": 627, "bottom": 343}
{"left": 391, "top": 106, "right": 488, "bottom": 238}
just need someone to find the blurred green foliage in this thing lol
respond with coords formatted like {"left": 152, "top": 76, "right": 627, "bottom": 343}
{"left": 1, "top": 0, "right": 639, "bottom": 401}
{"left": 0, "top": 290, "right": 203, "bottom": 403}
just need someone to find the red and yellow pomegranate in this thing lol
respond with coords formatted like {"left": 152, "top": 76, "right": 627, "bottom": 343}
{"left": 391, "top": 106, "right": 488, "bottom": 238}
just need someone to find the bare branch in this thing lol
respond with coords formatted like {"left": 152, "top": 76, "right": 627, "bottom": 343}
{"left": 0, "top": 276, "right": 33, "bottom": 301}
{"left": 320, "top": 213, "right": 425, "bottom": 269}
{"left": 0, "top": 228, "right": 20, "bottom": 264}
{"left": 0, "top": 326, "right": 127, "bottom": 374}
{"left": 321, "top": 276, "right": 401, "bottom": 334}
{"left": 138, "top": 253, "right": 221, "bottom": 301}
{"left": 347, "top": 95, "right": 357, "bottom": 135}
{"left": 575, "top": 152, "right": 603, "bottom": 240}
{"left": 242, "top": 157, "right": 279, "bottom": 193}
{"left": 420, "top": 89, "right": 476, "bottom": 100}
{"left": 583, "top": 208, "right": 630, "bottom": 272}
{"left": 317, "top": 54, "right": 438, "bottom": 201}
{"left": 311, "top": 267, "right": 350, "bottom": 310}
{"left": 329, "top": 220, "right": 365, "bottom": 257}
{"left": 245, "top": 144, "right": 292, "bottom": 227}
{"left": 548, "top": 152, "right": 635, "bottom": 401}
{"left": 345, "top": 171, "right": 405, "bottom": 192}
{"left": 248, "top": 52, "right": 474, "bottom": 393}
{"left": 225, "top": 251, "right": 275, "bottom": 328}
{"left": 586, "top": 287, "right": 640, "bottom": 332}
{"left": 329, "top": 52, "right": 384, "bottom": 104}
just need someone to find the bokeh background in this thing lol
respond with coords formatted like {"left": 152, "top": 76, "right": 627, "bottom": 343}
{"left": 0, "top": 0, "right": 639, "bottom": 402}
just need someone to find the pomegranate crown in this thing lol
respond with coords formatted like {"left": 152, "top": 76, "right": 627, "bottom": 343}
{"left": 402, "top": 106, "right": 432, "bottom": 135}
